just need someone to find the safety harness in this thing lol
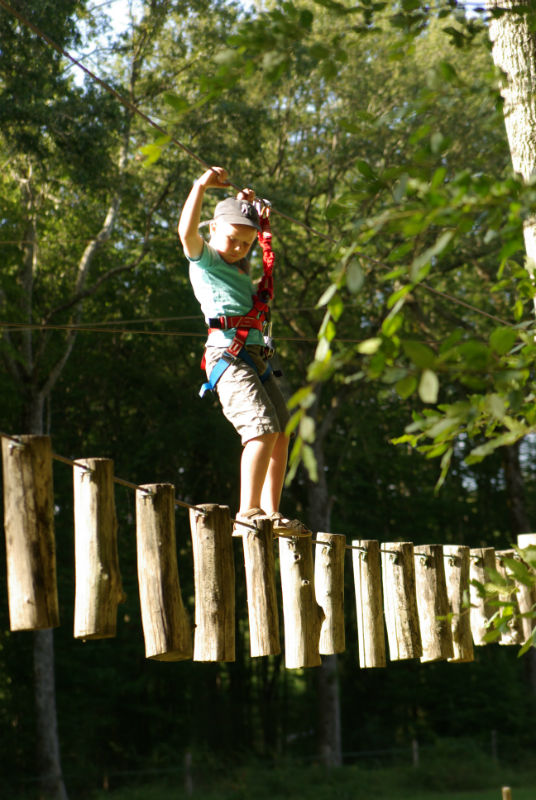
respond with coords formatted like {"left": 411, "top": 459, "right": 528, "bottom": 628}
{"left": 199, "top": 202, "right": 276, "bottom": 398}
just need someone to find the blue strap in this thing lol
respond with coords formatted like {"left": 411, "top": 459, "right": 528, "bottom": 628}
{"left": 199, "top": 348, "right": 272, "bottom": 398}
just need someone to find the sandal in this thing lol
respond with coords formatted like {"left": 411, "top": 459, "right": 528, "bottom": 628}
{"left": 269, "top": 512, "right": 311, "bottom": 536}
{"left": 232, "top": 507, "right": 266, "bottom": 534}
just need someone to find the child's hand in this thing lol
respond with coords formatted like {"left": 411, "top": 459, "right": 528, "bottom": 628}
{"left": 236, "top": 188, "right": 255, "bottom": 203}
{"left": 197, "top": 166, "right": 230, "bottom": 190}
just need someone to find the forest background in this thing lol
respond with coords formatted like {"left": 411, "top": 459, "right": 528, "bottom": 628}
{"left": 2, "top": 0, "right": 536, "bottom": 798}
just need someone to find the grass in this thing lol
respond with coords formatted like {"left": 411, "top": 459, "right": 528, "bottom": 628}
{"left": 86, "top": 750, "right": 536, "bottom": 800}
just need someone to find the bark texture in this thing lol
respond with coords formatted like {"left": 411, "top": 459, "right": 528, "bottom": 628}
{"left": 487, "top": 2, "right": 536, "bottom": 290}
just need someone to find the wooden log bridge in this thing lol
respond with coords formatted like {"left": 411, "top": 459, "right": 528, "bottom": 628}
{"left": 1, "top": 432, "right": 534, "bottom": 670}
{"left": 73, "top": 458, "right": 124, "bottom": 640}
{"left": 136, "top": 483, "right": 192, "bottom": 661}
{"left": 1, "top": 435, "right": 59, "bottom": 631}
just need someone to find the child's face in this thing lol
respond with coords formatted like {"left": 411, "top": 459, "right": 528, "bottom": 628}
{"left": 209, "top": 221, "right": 257, "bottom": 264}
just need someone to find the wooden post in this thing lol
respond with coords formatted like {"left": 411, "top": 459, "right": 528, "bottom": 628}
{"left": 502, "top": 788, "right": 513, "bottom": 800}
{"left": 1, "top": 434, "right": 59, "bottom": 630}
{"left": 381, "top": 542, "right": 422, "bottom": 661}
{"left": 414, "top": 545, "right": 454, "bottom": 662}
{"left": 517, "top": 533, "right": 536, "bottom": 549}
{"left": 352, "top": 539, "right": 386, "bottom": 668}
{"left": 496, "top": 550, "right": 524, "bottom": 646}
{"left": 136, "top": 483, "right": 192, "bottom": 661}
{"left": 279, "top": 533, "right": 324, "bottom": 668}
{"left": 516, "top": 533, "right": 536, "bottom": 641}
{"left": 73, "top": 458, "right": 124, "bottom": 639}
{"left": 189, "top": 504, "right": 235, "bottom": 662}
{"left": 470, "top": 547, "right": 496, "bottom": 645}
{"left": 443, "top": 545, "right": 474, "bottom": 663}
{"left": 315, "top": 532, "right": 346, "bottom": 655}
{"left": 241, "top": 516, "right": 281, "bottom": 657}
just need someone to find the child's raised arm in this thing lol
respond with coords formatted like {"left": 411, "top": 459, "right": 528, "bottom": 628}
{"left": 178, "top": 166, "right": 230, "bottom": 259}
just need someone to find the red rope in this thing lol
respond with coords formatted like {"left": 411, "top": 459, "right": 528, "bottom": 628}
{"left": 255, "top": 213, "right": 274, "bottom": 302}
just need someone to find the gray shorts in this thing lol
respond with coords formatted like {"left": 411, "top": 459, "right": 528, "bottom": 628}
{"left": 204, "top": 345, "right": 290, "bottom": 444}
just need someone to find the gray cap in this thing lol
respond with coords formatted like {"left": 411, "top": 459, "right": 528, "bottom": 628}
{"left": 212, "top": 197, "right": 261, "bottom": 231}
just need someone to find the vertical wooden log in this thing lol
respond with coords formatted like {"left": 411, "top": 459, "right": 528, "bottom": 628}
{"left": 517, "top": 533, "right": 536, "bottom": 549}
{"left": 352, "top": 539, "right": 386, "bottom": 668}
{"left": 496, "top": 550, "right": 524, "bottom": 646}
{"left": 189, "top": 504, "right": 235, "bottom": 662}
{"left": 516, "top": 533, "right": 536, "bottom": 641}
{"left": 73, "top": 458, "right": 124, "bottom": 639}
{"left": 470, "top": 547, "right": 496, "bottom": 646}
{"left": 414, "top": 545, "right": 454, "bottom": 662}
{"left": 315, "top": 532, "right": 346, "bottom": 655}
{"left": 1, "top": 435, "right": 59, "bottom": 630}
{"left": 279, "top": 533, "right": 324, "bottom": 668}
{"left": 136, "top": 483, "right": 192, "bottom": 661}
{"left": 381, "top": 542, "right": 422, "bottom": 661}
{"left": 443, "top": 545, "right": 474, "bottom": 663}
{"left": 241, "top": 516, "right": 281, "bottom": 657}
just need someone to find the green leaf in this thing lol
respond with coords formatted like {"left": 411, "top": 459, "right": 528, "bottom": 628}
{"left": 403, "top": 340, "right": 436, "bottom": 368}
{"left": 393, "top": 173, "right": 409, "bottom": 202}
{"left": 435, "top": 446, "right": 453, "bottom": 492}
{"left": 139, "top": 143, "right": 165, "bottom": 166}
{"left": 357, "top": 337, "right": 382, "bottom": 355}
{"left": 357, "top": 159, "right": 377, "bottom": 179}
{"left": 317, "top": 284, "right": 338, "bottom": 307}
{"left": 387, "top": 284, "right": 413, "bottom": 309}
{"left": 302, "top": 443, "right": 319, "bottom": 482}
{"left": 489, "top": 326, "right": 517, "bottom": 355}
{"left": 287, "top": 386, "right": 315, "bottom": 410}
{"left": 285, "top": 408, "right": 304, "bottom": 436}
{"left": 315, "top": 337, "right": 331, "bottom": 361}
{"left": 499, "top": 237, "right": 523, "bottom": 264}
{"left": 419, "top": 369, "right": 439, "bottom": 404}
{"left": 482, "top": 627, "right": 502, "bottom": 643}
{"left": 484, "top": 394, "right": 506, "bottom": 420}
{"left": 382, "top": 313, "right": 403, "bottom": 337}
{"left": 395, "top": 374, "right": 418, "bottom": 399}
{"left": 300, "top": 415, "right": 316, "bottom": 443}
{"left": 346, "top": 261, "right": 365, "bottom": 293}
{"left": 163, "top": 93, "right": 190, "bottom": 113}
{"left": 466, "top": 431, "right": 522, "bottom": 463}
{"left": 410, "top": 231, "right": 453, "bottom": 281}
{"left": 501, "top": 557, "right": 534, "bottom": 588}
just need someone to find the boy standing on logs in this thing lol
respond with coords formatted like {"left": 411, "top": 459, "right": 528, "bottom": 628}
{"left": 178, "top": 166, "right": 307, "bottom": 533}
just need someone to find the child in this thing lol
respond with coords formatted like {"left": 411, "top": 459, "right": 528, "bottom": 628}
{"left": 178, "top": 166, "right": 306, "bottom": 532}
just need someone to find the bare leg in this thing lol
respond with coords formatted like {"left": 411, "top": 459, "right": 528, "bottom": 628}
{"left": 260, "top": 432, "right": 290, "bottom": 515}
{"left": 239, "top": 432, "right": 278, "bottom": 514}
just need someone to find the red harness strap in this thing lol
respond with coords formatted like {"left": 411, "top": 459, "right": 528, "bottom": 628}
{"left": 255, "top": 213, "right": 274, "bottom": 302}
{"left": 201, "top": 205, "right": 275, "bottom": 370}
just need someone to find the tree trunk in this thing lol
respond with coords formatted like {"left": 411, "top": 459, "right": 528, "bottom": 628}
{"left": 316, "top": 653, "right": 342, "bottom": 766}
{"left": 34, "top": 630, "right": 68, "bottom": 800}
{"left": 486, "top": 1, "right": 536, "bottom": 301}
{"left": 487, "top": 0, "right": 536, "bottom": 690}
{"left": 306, "top": 414, "right": 342, "bottom": 767}
{"left": 23, "top": 403, "right": 69, "bottom": 800}
{"left": 502, "top": 442, "right": 532, "bottom": 534}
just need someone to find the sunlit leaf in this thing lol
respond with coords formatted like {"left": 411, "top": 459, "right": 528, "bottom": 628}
{"left": 419, "top": 369, "right": 439, "bottom": 404}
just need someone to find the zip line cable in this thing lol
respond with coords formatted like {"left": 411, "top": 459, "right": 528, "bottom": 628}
{"left": 0, "top": 2, "right": 517, "bottom": 336}
{"left": 419, "top": 282, "right": 513, "bottom": 328}
{"left": 0, "top": 320, "right": 364, "bottom": 345}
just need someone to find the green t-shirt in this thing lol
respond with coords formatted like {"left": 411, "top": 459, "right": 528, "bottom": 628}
{"left": 187, "top": 242, "right": 264, "bottom": 347}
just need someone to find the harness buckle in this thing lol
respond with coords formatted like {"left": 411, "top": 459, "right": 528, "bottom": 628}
{"left": 207, "top": 316, "right": 228, "bottom": 330}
